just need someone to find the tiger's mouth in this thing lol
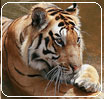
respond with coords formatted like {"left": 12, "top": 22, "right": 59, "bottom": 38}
{"left": 44, "top": 64, "right": 79, "bottom": 85}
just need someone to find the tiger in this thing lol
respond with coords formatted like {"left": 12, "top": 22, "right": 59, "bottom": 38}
{"left": 2, "top": 3, "right": 101, "bottom": 96}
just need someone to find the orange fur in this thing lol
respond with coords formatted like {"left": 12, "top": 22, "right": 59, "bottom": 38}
{"left": 2, "top": 3, "right": 103, "bottom": 97}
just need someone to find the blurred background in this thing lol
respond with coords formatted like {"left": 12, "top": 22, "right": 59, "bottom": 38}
{"left": 1, "top": 0, "right": 104, "bottom": 98}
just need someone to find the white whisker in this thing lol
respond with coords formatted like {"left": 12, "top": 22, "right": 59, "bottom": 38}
{"left": 54, "top": 67, "right": 61, "bottom": 95}
{"left": 63, "top": 73, "right": 67, "bottom": 85}
{"left": 46, "top": 66, "right": 58, "bottom": 78}
{"left": 44, "top": 67, "right": 59, "bottom": 95}
{"left": 58, "top": 68, "right": 62, "bottom": 93}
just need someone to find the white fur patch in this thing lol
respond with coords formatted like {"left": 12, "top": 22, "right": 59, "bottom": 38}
{"left": 29, "top": 59, "right": 47, "bottom": 70}
{"left": 67, "top": 5, "right": 73, "bottom": 9}
{"left": 52, "top": 22, "right": 62, "bottom": 34}
{"left": 61, "top": 28, "right": 67, "bottom": 45}
{"left": 81, "top": 64, "right": 91, "bottom": 71}
{"left": 74, "top": 26, "right": 80, "bottom": 37}
{"left": 21, "top": 36, "right": 29, "bottom": 64}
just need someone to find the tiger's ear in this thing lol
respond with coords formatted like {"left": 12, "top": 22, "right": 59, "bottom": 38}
{"left": 31, "top": 7, "right": 47, "bottom": 28}
{"left": 65, "top": 3, "right": 79, "bottom": 16}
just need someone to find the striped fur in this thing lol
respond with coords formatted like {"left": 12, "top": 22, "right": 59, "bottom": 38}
{"left": 2, "top": 3, "right": 100, "bottom": 96}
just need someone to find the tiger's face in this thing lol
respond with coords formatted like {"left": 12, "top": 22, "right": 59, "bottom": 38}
{"left": 21, "top": 3, "right": 84, "bottom": 83}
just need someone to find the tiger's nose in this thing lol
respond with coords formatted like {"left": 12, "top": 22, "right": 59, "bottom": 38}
{"left": 69, "top": 64, "right": 80, "bottom": 73}
{"left": 60, "top": 63, "right": 80, "bottom": 73}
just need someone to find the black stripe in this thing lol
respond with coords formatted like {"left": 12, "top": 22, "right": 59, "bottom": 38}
{"left": 60, "top": 14, "right": 65, "bottom": 20}
{"left": 52, "top": 44, "right": 57, "bottom": 52}
{"left": 50, "top": 11, "right": 59, "bottom": 16}
{"left": 14, "top": 67, "right": 25, "bottom": 76}
{"left": 69, "top": 21, "right": 75, "bottom": 26}
{"left": 14, "top": 67, "right": 42, "bottom": 77}
{"left": 55, "top": 33, "right": 60, "bottom": 37}
{"left": 31, "top": 52, "right": 39, "bottom": 60}
{"left": 15, "top": 42, "right": 20, "bottom": 50}
{"left": 36, "top": 59, "right": 51, "bottom": 70}
{"left": 20, "top": 33, "right": 24, "bottom": 44}
{"left": 45, "top": 37, "right": 50, "bottom": 48}
{"left": 7, "top": 66, "right": 27, "bottom": 87}
{"left": 43, "top": 49, "right": 56, "bottom": 55}
{"left": 66, "top": 16, "right": 73, "bottom": 20}
{"left": 49, "top": 31, "right": 54, "bottom": 40}
{"left": 59, "top": 27, "right": 65, "bottom": 35}
{"left": 3, "top": 33, "right": 8, "bottom": 67}
{"left": 48, "top": 9, "right": 56, "bottom": 12}
{"left": 28, "top": 49, "right": 30, "bottom": 65}
{"left": 50, "top": 10, "right": 62, "bottom": 16}
{"left": 58, "top": 22, "right": 64, "bottom": 27}
{"left": 73, "top": 3, "right": 77, "bottom": 8}
{"left": 36, "top": 33, "right": 43, "bottom": 49}
{"left": 50, "top": 9, "right": 63, "bottom": 16}
{"left": 27, "top": 74, "right": 42, "bottom": 77}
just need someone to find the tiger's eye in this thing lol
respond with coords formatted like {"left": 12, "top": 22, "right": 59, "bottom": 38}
{"left": 55, "top": 38, "right": 64, "bottom": 47}
{"left": 57, "top": 39, "right": 61, "bottom": 42}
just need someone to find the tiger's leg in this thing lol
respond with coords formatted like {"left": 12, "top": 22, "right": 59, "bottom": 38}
{"left": 74, "top": 64, "right": 100, "bottom": 92}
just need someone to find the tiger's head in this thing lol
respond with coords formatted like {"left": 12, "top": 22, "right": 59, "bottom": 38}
{"left": 19, "top": 3, "right": 84, "bottom": 83}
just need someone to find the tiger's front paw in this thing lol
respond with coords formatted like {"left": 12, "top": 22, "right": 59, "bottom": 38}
{"left": 74, "top": 64, "right": 101, "bottom": 92}
{"left": 75, "top": 76, "right": 100, "bottom": 92}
